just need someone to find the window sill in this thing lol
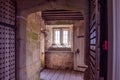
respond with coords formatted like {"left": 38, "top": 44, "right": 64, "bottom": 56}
{"left": 45, "top": 51, "right": 73, "bottom": 53}
{"left": 46, "top": 47, "right": 72, "bottom": 53}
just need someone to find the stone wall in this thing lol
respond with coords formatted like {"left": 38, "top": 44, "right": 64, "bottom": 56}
{"left": 26, "top": 13, "right": 41, "bottom": 80}
{"left": 40, "top": 32, "right": 45, "bottom": 69}
{"left": 16, "top": 12, "right": 45, "bottom": 80}
{"left": 45, "top": 52, "right": 73, "bottom": 70}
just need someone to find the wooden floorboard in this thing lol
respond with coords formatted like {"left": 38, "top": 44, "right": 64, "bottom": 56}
{"left": 70, "top": 71, "right": 77, "bottom": 80}
{"left": 51, "top": 70, "right": 61, "bottom": 80}
{"left": 41, "top": 69, "right": 51, "bottom": 79}
{"left": 57, "top": 70, "right": 65, "bottom": 80}
{"left": 63, "top": 70, "right": 71, "bottom": 80}
{"left": 76, "top": 72, "right": 84, "bottom": 80}
{"left": 44, "top": 69, "right": 56, "bottom": 80}
{"left": 40, "top": 69, "right": 84, "bottom": 80}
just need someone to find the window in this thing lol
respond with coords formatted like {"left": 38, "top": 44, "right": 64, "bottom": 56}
{"left": 63, "top": 29, "right": 69, "bottom": 45}
{"left": 54, "top": 29, "right": 60, "bottom": 45}
{"left": 52, "top": 28, "right": 71, "bottom": 48}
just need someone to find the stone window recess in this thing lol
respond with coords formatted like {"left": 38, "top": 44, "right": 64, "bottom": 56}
{"left": 45, "top": 24, "right": 73, "bottom": 51}
{"left": 52, "top": 27, "right": 71, "bottom": 48}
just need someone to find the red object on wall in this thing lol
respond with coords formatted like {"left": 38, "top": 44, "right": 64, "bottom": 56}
{"left": 103, "top": 40, "right": 108, "bottom": 50}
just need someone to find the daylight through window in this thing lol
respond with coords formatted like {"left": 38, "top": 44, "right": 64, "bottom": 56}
{"left": 53, "top": 28, "right": 70, "bottom": 48}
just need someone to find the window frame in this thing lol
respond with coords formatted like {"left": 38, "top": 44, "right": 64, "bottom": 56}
{"left": 52, "top": 27, "right": 70, "bottom": 48}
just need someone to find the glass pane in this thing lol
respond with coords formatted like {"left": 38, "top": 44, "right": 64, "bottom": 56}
{"left": 63, "top": 30, "right": 68, "bottom": 45}
{"left": 55, "top": 30, "right": 60, "bottom": 45}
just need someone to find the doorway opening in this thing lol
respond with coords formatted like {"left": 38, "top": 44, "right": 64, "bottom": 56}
{"left": 0, "top": 0, "right": 111, "bottom": 80}
{"left": 26, "top": 9, "right": 87, "bottom": 80}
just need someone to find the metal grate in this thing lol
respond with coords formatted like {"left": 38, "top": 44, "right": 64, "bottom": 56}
{"left": 89, "top": 0, "right": 100, "bottom": 80}
{"left": 0, "top": 0, "right": 15, "bottom": 25}
{"left": 0, "top": 0, "right": 16, "bottom": 80}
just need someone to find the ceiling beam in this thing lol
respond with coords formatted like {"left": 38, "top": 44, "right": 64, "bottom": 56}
{"left": 42, "top": 10, "right": 84, "bottom": 21}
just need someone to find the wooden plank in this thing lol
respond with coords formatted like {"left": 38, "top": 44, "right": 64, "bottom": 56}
{"left": 57, "top": 70, "right": 66, "bottom": 80}
{"left": 41, "top": 69, "right": 84, "bottom": 80}
{"left": 44, "top": 69, "right": 57, "bottom": 80}
{"left": 63, "top": 70, "right": 71, "bottom": 80}
{"left": 42, "top": 10, "right": 84, "bottom": 21}
{"left": 40, "top": 69, "right": 47, "bottom": 77}
{"left": 40, "top": 69, "right": 51, "bottom": 79}
{"left": 42, "top": 10, "right": 83, "bottom": 15}
{"left": 76, "top": 72, "right": 83, "bottom": 80}
{"left": 42, "top": 12, "right": 82, "bottom": 15}
{"left": 70, "top": 71, "right": 77, "bottom": 80}
{"left": 51, "top": 70, "right": 61, "bottom": 80}
{"left": 43, "top": 17, "right": 84, "bottom": 21}
{"left": 42, "top": 14, "right": 83, "bottom": 16}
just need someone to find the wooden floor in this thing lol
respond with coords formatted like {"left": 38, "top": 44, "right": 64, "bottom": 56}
{"left": 40, "top": 69, "right": 84, "bottom": 80}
